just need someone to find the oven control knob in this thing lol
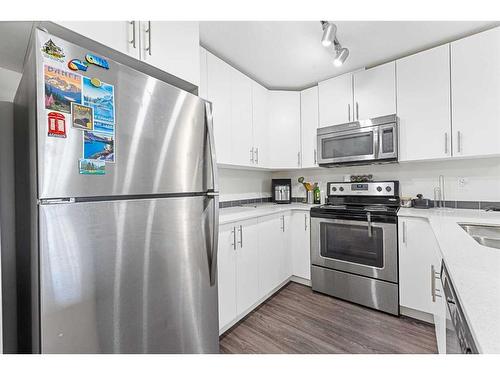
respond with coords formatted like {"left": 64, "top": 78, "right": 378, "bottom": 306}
{"left": 376, "top": 186, "right": 382, "bottom": 192}
{"left": 339, "top": 187, "right": 344, "bottom": 192}
{"left": 386, "top": 186, "right": 392, "bottom": 192}
{"left": 332, "top": 187, "right": 337, "bottom": 192}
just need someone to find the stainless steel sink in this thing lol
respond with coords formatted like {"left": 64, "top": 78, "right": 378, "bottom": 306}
{"left": 459, "top": 223, "right": 500, "bottom": 249}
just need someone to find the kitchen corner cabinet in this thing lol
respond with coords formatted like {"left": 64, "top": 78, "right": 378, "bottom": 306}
{"left": 397, "top": 45, "right": 451, "bottom": 161}
{"left": 318, "top": 72, "right": 353, "bottom": 127}
{"left": 57, "top": 21, "right": 200, "bottom": 86}
{"left": 451, "top": 27, "right": 500, "bottom": 157}
{"left": 353, "top": 61, "right": 396, "bottom": 120}
{"left": 268, "top": 91, "right": 301, "bottom": 168}
{"left": 291, "top": 212, "right": 311, "bottom": 280}
{"left": 398, "top": 217, "right": 442, "bottom": 316}
{"left": 300, "top": 86, "right": 319, "bottom": 168}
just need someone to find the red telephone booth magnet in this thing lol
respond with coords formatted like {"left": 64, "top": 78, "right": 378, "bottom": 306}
{"left": 48, "top": 112, "right": 67, "bottom": 138}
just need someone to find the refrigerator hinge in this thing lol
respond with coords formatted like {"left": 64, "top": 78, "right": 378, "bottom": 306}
{"left": 39, "top": 198, "right": 76, "bottom": 205}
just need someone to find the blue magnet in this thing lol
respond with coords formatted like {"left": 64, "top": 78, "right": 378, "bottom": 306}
{"left": 85, "top": 53, "right": 110, "bottom": 69}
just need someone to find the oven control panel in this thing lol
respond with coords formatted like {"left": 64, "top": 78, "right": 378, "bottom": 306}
{"left": 328, "top": 182, "right": 397, "bottom": 196}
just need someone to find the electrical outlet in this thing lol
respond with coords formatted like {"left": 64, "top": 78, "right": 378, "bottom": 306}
{"left": 458, "top": 177, "right": 468, "bottom": 189}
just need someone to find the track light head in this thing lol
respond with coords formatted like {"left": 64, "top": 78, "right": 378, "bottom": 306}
{"left": 333, "top": 47, "right": 349, "bottom": 67}
{"left": 321, "top": 22, "right": 336, "bottom": 47}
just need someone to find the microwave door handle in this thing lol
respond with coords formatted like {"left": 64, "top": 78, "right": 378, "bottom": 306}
{"left": 373, "top": 127, "right": 380, "bottom": 159}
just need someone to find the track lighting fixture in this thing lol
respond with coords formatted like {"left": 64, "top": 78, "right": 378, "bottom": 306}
{"left": 320, "top": 21, "right": 349, "bottom": 67}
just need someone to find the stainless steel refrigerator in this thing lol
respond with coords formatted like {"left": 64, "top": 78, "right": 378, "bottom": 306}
{"left": 14, "top": 25, "right": 219, "bottom": 353}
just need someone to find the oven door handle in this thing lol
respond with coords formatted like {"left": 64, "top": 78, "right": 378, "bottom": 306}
{"left": 366, "top": 212, "right": 372, "bottom": 237}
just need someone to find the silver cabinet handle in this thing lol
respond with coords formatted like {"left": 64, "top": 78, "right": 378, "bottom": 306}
{"left": 145, "top": 21, "right": 152, "bottom": 56}
{"left": 304, "top": 213, "right": 308, "bottom": 231}
{"left": 457, "top": 131, "right": 462, "bottom": 153}
{"left": 356, "top": 102, "right": 359, "bottom": 120}
{"left": 297, "top": 151, "right": 301, "bottom": 166}
{"left": 281, "top": 215, "right": 285, "bottom": 232}
{"left": 254, "top": 147, "right": 259, "bottom": 164}
{"left": 238, "top": 225, "right": 243, "bottom": 248}
{"left": 402, "top": 221, "right": 406, "bottom": 244}
{"left": 431, "top": 265, "right": 442, "bottom": 301}
{"left": 367, "top": 212, "right": 372, "bottom": 238}
{"left": 231, "top": 227, "right": 236, "bottom": 250}
{"left": 444, "top": 132, "right": 448, "bottom": 155}
{"left": 129, "top": 21, "right": 136, "bottom": 48}
{"left": 348, "top": 104, "right": 351, "bottom": 122}
{"left": 250, "top": 147, "right": 254, "bottom": 163}
{"left": 314, "top": 149, "right": 317, "bottom": 165}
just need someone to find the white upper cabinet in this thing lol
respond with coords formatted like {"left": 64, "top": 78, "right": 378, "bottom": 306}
{"left": 397, "top": 45, "right": 451, "bottom": 161}
{"left": 57, "top": 21, "right": 140, "bottom": 59}
{"left": 268, "top": 91, "right": 301, "bottom": 169}
{"left": 230, "top": 68, "right": 254, "bottom": 167}
{"left": 353, "top": 62, "right": 396, "bottom": 120}
{"left": 318, "top": 73, "right": 353, "bottom": 127}
{"left": 139, "top": 21, "right": 200, "bottom": 86}
{"left": 252, "top": 81, "right": 269, "bottom": 167}
{"left": 300, "top": 86, "right": 319, "bottom": 168}
{"left": 206, "top": 52, "right": 232, "bottom": 164}
{"left": 199, "top": 47, "right": 208, "bottom": 100}
{"left": 451, "top": 27, "right": 500, "bottom": 157}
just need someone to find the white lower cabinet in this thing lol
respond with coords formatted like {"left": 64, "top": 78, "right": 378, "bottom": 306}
{"left": 218, "top": 210, "right": 310, "bottom": 333}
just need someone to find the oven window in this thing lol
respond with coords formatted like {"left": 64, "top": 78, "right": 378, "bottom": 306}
{"left": 381, "top": 128, "right": 394, "bottom": 154}
{"left": 320, "top": 222, "right": 384, "bottom": 268}
{"left": 322, "top": 132, "right": 374, "bottom": 159}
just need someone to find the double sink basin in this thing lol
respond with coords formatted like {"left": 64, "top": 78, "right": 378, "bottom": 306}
{"left": 459, "top": 223, "right": 500, "bottom": 250}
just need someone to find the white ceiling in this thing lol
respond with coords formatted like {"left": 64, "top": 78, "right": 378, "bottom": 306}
{"left": 200, "top": 21, "right": 499, "bottom": 90}
{"left": 0, "top": 21, "right": 33, "bottom": 72}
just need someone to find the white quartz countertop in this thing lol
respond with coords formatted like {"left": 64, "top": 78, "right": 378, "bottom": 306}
{"left": 398, "top": 207, "right": 500, "bottom": 353}
{"left": 219, "top": 203, "right": 317, "bottom": 224}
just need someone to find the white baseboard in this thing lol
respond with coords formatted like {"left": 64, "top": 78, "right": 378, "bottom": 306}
{"left": 400, "top": 306, "right": 434, "bottom": 324}
{"left": 289, "top": 275, "right": 311, "bottom": 286}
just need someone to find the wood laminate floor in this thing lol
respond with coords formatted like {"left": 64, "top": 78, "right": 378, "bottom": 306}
{"left": 220, "top": 282, "right": 438, "bottom": 354}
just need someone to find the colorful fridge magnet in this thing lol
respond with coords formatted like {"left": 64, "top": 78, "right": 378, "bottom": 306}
{"left": 47, "top": 112, "right": 67, "bottom": 138}
{"left": 79, "top": 158, "right": 106, "bottom": 175}
{"left": 68, "top": 59, "right": 89, "bottom": 72}
{"left": 85, "top": 53, "right": 109, "bottom": 69}
{"left": 44, "top": 65, "right": 82, "bottom": 114}
{"left": 90, "top": 77, "right": 102, "bottom": 87}
{"left": 41, "top": 39, "right": 65, "bottom": 62}
{"left": 93, "top": 120, "right": 114, "bottom": 135}
{"left": 82, "top": 77, "right": 115, "bottom": 124}
{"left": 83, "top": 131, "right": 115, "bottom": 163}
{"left": 71, "top": 103, "right": 94, "bottom": 131}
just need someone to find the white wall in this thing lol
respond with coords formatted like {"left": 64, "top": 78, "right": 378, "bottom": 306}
{"left": 218, "top": 167, "right": 273, "bottom": 202}
{"left": 272, "top": 158, "right": 500, "bottom": 203}
{"left": 0, "top": 67, "right": 21, "bottom": 102}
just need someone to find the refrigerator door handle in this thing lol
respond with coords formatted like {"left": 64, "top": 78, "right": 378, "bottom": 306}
{"left": 207, "top": 194, "right": 219, "bottom": 286}
{"left": 205, "top": 101, "right": 219, "bottom": 192}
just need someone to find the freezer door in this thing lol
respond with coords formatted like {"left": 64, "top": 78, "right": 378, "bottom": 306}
{"left": 36, "top": 30, "right": 213, "bottom": 198}
{"left": 39, "top": 196, "right": 219, "bottom": 353}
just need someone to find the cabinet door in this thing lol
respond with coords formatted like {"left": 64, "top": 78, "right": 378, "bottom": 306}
{"left": 451, "top": 27, "right": 500, "bottom": 157}
{"left": 252, "top": 81, "right": 269, "bottom": 167}
{"left": 398, "top": 217, "right": 441, "bottom": 315}
{"left": 235, "top": 219, "right": 260, "bottom": 315}
{"left": 318, "top": 73, "right": 353, "bottom": 127}
{"left": 57, "top": 21, "right": 139, "bottom": 59}
{"left": 207, "top": 52, "right": 232, "bottom": 164}
{"left": 280, "top": 213, "right": 293, "bottom": 283}
{"left": 268, "top": 91, "right": 301, "bottom": 168}
{"left": 257, "top": 214, "right": 284, "bottom": 298}
{"left": 199, "top": 47, "right": 208, "bottom": 100}
{"left": 353, "top": 62, "right": 396, "bottom": 120}
{"left": 397, "top": 45, "right": 451, "bottom": 161}
{"left": 291, "top": 212, "right": 311, "bottom": 280}
{"left": 218, "top": 224, "right": 237, "bottom": 328}
{"left": 230, "top": 68, "right": 254, "bottom": 167}
{"left": 301, "top": 86, "right": 319, "bottom": 168}
{"left": 140, "top": 21, "right": 200, "bottom": 86}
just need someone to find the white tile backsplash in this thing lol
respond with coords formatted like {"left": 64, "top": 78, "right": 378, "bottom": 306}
{"left": 218, "top": 167, "right": 272, "bottom": 202}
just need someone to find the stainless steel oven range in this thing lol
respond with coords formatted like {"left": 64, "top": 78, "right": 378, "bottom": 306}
{"left": 310, "top": 181, "right": 400, "bottom": 315}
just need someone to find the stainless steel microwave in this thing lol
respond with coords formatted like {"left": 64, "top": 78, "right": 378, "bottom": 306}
{"left": 317, "top": 114, "right": 398, "bottom": 167}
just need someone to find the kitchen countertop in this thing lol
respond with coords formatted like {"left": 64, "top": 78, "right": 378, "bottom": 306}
{"left": 398, "top": 207, "right": 500, "bottom": 353}
{"left": 219, "top": 203, "right": 318, "bottom": 225}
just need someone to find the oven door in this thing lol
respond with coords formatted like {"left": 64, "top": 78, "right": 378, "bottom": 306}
{"left": 317, "top": 126, "right": 377, "bottom": 164}
{"left": 310, "top": 217, "right": 398, "bottom": 283}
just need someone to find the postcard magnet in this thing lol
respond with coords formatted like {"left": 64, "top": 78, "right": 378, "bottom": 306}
{"left": 85, "top": 53, "right": 110, "bottom": 69}
{"left": 47, "top": 112, "right": 66, "bottom": 138}
{"left": 82, "top": 77, "right": 115, "bottom": 124}
{"left": 44, "top": 65, "right": 82, "bottom": 114}
{"left": 41, "top": 39, "right": 65, "bottom": 62}
{"left": 83, "top": 131, "right": 115, "bottom": 163}
{"left": 71, "top": 102, "right": 94, "bottom": 131}
{"left": 68, "top": 59, "right": 89, "bottom": 72}
{"left": 79, "top": 158, "right": 105, "bottom": 175}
